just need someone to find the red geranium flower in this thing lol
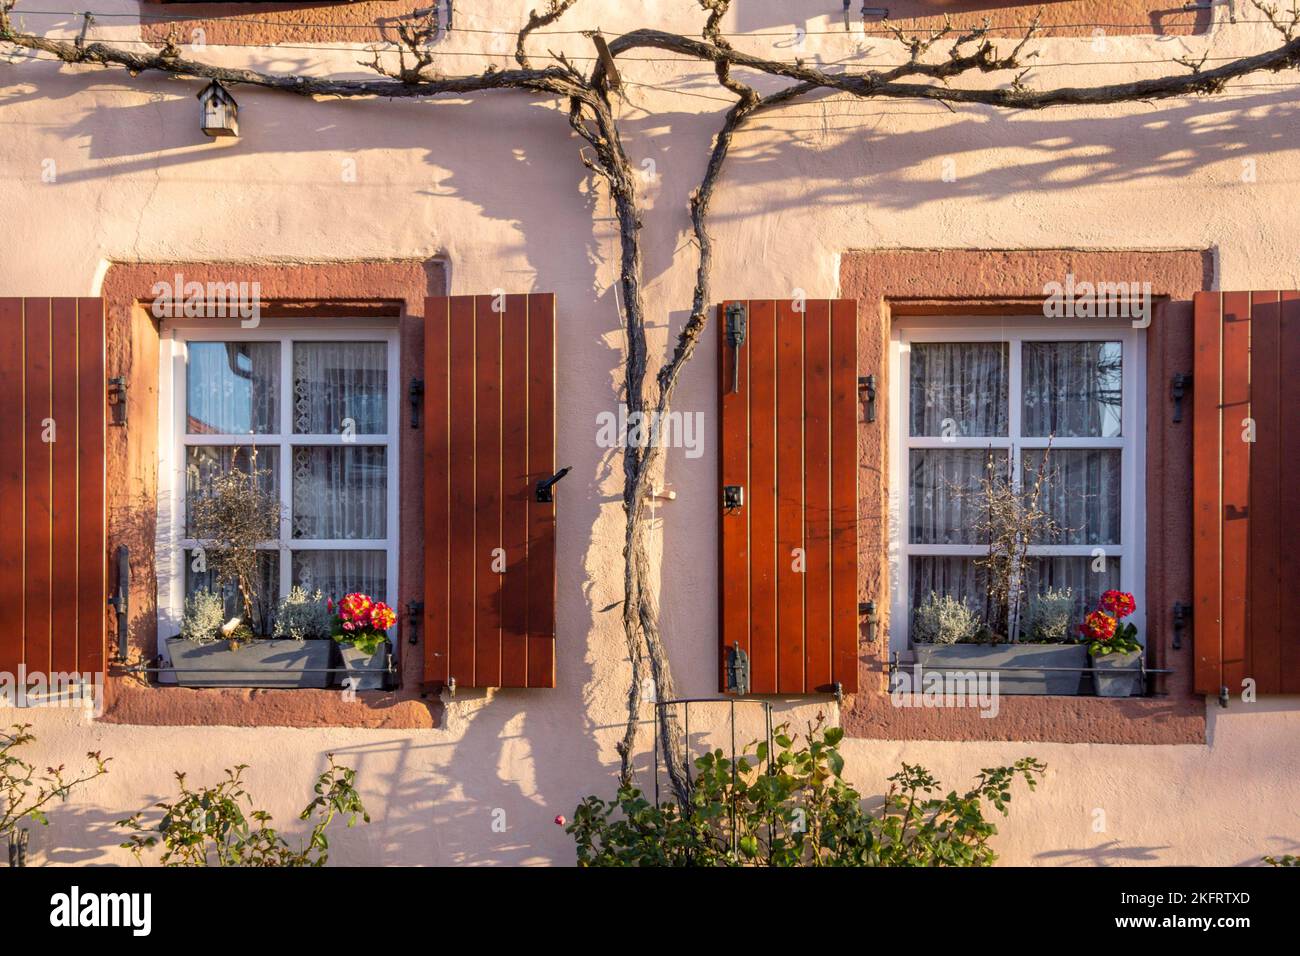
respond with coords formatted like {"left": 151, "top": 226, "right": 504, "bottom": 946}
{"left": 1100, "top": 590, "right": 1136, "bottom": 619}
{"left": 1079, "top": 610, "right": 1118, "bottom": 641}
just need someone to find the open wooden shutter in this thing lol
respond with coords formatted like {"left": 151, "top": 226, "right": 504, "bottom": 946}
{"left": 0, "top": 298, "right": 106, "bottom": 682}
{"left": 423, "top": 294, "right": 556, "bottom": 690}
{"left": 1193, "top": 291, "right": 1300, "bottom": 696}
{"left": 718, "top": 299, "right": 858, "bottom": 695}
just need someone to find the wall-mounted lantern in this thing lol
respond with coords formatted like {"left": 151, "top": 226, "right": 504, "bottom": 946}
{"left": 197, "top": 79, "right": 239, "bottom": 138}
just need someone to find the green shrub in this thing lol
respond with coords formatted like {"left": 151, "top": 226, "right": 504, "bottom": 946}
{"left": 913, "top": 592, "right": 980, "bottom": 645}
{"left": 179, "top": 589, "right": 226, "bottom": 644}
{"left": 118, "top": 756, "right": 368, "bottom": 867}
{"left": 273, "top": 587, "right": 331, "bottom": 640}
{"left": 1023, "top": 587, "right": 1076, "bottom": 642}
{"left": 567, "top": 720, "right": 1044, "bottom": 866}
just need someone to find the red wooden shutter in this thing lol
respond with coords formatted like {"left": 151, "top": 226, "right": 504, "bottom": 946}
{"left": 1193, "top": 291, "right": 1300, "bottom": 696}
{"left": 718, "top": 299, "right": 858, "bottom": 694}
{"left": 0, "top": 298, "right": 106, "bottom": 683}
{"left": 423, "top": 294, "right": 556, "bottom": 690}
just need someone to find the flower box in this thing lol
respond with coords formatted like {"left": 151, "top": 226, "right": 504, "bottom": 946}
{"left": 165, "top": 636, "right": 332, "bottom": 689}
{"left": 1090, "top": 649, "right": 1144, "bottom": 697}
{"left": 913, "top": 643, "right": 1087, "bottom": 696}
{"left": 335, "top": 641, "right": 390, "bottom": 691}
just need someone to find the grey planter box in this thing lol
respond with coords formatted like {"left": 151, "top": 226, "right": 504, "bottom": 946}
{"left": 913, "top": 643, "right": 1087, "bottom": 696}
{"left": 166, "top": 637, "right": 332, "bottom": 689}
{"left": 1090, "top": 649, "right": 1144, "bottom": 697}
{"left": 336, "top": 641, "right": 390, "bottom": 691}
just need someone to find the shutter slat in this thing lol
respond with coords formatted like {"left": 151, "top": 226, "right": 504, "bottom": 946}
{"left": 1220, "top": 291, "right": 1251, "bottom": 690}
{"left": 718, "top": 298, "right": 858, "bottom": 695}
{"left": 1279, "top": 294, "right": 1300, "bottom": 691}
{"left": 50, "top": 298, "right": 79, "bottom": 674}
{"left": 75, "top": 298, "right": 105, "bottom": 677}
{"left": 0, "top": 299, "right": 24, "bottom": 676}
{"left": 803, "top": 299, "right": 832, "bottom": 692}
{"left": 829, "top": 300, "right": 859, "bottom": 693}
{"left": 1248, "top": 292, "right": 1281, "bottom": 691}
{"left": 1192, "top": 292, "right": 1223, "bottom": 694}
{"left": 718, "top": 300, "right": 750, "bottom": 688}
{"left": 422, "top": 297, "right": 451, "bottom": 687}
{"left": 775, "top": 298, "right": 805, "bottom": 693}
{"left": 23, "top": 299, "right": 52, "bottom": 676}
{"left": 524, "top": 293, "right": 555, "bottom": 688}
{"left": 499, "top": 294, "right": 530, "bottom": 688}
{"left": 747, "top": 299, "right": 778, "bottom": 693}
{"left": 447, "top": 296, "right": 478, "bottom": 686}
{"left": 473, "top": 295, "right": 503, "bottom": 688}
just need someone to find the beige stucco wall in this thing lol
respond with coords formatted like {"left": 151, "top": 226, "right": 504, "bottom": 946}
{"left": 1, "top": 1, "right": 1297, "bottom": 865}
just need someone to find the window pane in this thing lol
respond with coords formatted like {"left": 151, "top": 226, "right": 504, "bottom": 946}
{"left": 185, "top": 446, "right": 279, "bottom": 537}
{"left": 909, "top": 448, "right": 1007, "bottom": 544}
{"left": 1022, "top": 341, "right": 1122, "bottom": 437}
{"left": 909, "top": 555, "right": 989, "bottom": 617}
{"left": 293, "top": 342, "right": 388, "bottom": 435}
{"left": 909, "top": 342, "right": 1009, "bottom": 437}
{"left": 184, "top": 548, "right": 279, "bottom": 634}
{"left": 292, "top": 550, "right": 386, "bottom": 600}
{"left": 186, "top": 342, "right": 280, "bottom": 435}
{"left": 1025, "top": 556, "right": 1121, "bottom": 624}
{"left": 292, "top": 446, "right": 387, "bottom": 539}
{"left": 1024, "top": 448, "right": 1121, "bottom": 545}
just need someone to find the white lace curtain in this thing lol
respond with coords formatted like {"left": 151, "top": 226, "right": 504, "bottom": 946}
{"left": 907, "top": 338, "right": 1124, "bottom": 625}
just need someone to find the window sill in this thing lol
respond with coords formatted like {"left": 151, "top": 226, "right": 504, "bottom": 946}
{"left": 98, "top": 666, "right": 440, "bottom": 730}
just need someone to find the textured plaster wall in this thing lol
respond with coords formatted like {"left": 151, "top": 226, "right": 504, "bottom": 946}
{"left": 1, "top": 1, "right": 1298, "bottom": 865}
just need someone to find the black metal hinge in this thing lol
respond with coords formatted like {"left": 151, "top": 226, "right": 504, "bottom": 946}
{"left": 1171, "top": 372, "right": 1192, "bottom": 423}
{"left": 406, "top": 600, "right": 424, "bottom": 646}
{"left": 107, "top": 545, "right": 129, "bottom": 660}
{"left": 859, "top": 374, "right": 876, "bottom": 422}
{"left": 725, "top": 642, "right": 750, "bottom": 695}
{"left": 536, "top": 467, "right": 572, "bottom": 503}
{"left": 725, "top": 302, "right": 747, "bottom": 395}
{"left": 107, "top": 377, "right": 128, "bottom": 426}
{"left": 409, "top": 377, "right": 424, "bottom": 429}
{"left": 1172, "top": 601, "right": 1191, "bottom": 650}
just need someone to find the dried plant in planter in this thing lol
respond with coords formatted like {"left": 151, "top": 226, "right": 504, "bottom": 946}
{"left": 956, "top": 446, "right": 1064, "bottom": 642}
{"left": 188, "top": 447, "right": 283, "bottom": 636}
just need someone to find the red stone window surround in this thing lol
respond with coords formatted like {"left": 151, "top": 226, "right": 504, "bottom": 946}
{"left": 99, "top": 259, "right": 444, "bottom": 729}
{"left": 139, "top": 2, "right": 427, "bottom": 48}
{"left": 840, "top": 248, "right": 1210, "bottom": 745}
{"left": 137, "top": 0, "right": 1208, "bottom": 50}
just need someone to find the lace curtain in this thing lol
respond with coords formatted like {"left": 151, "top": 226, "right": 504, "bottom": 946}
{"left": 910, "top": 342, "right": 1008, "bottom": 437}
{"left": 1022, "top": 341, "right": 1122, "bottom": 437}
{"left": 186, "top": 342, "right": 280, "bottom": 435}
{"left": 293, "top": 342, "right": 387, "bottom": 435}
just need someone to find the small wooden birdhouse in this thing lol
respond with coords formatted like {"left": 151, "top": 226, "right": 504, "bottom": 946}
{"left": 197, "top": 80, "right": 238, "bottom": 138}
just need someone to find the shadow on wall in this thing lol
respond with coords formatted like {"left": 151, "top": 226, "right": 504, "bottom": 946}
{"left": 1034, "top": 840, "right": 1171, "bottom": 865}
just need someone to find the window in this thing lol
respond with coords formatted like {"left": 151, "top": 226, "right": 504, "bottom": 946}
{"left": 889, "top": 319, "right": 1145, "bottom": 650}
{"left": 158, "top": 323, "right": 399, "bottom": 642}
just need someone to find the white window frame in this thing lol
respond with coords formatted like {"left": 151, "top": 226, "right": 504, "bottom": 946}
{"left": 887, "top": 316, "right": 1146, "bottom": 653}
{"left": 156, "top": 319, "right": 401, "bottom": 656}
